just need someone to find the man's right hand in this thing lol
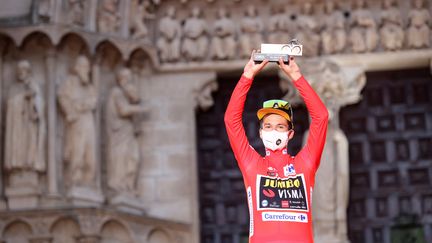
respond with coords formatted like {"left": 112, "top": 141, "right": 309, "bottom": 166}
{"left": 243, "top": 50, "right": 269, "bottom": 79}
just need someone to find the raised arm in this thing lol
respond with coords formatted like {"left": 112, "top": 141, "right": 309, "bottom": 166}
{"left": 224, "top": 52, "right": 268, "bottom": 172}
{"left": 279, "top": 57, "right": 329, "bottom": 171}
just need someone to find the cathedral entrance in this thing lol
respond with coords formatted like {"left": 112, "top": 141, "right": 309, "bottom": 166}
{"left": 341, "top": 68, "right": 432, "bottom": 242}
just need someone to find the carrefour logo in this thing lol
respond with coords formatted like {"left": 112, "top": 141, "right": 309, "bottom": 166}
{"left": 262, "top": 212, "right": 308, "bottom": 223}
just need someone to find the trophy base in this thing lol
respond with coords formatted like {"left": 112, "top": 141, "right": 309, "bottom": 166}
{"left": 253, "top": 53, "right": 289, "bottom": 64}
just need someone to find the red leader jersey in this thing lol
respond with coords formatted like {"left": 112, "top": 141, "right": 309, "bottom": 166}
{"left": 224, "top": 75, "right": 328, "bottom": 243}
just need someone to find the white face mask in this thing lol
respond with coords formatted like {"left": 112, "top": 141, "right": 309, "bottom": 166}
{"left": 261, "top": 130, "right": 289, "bottom": 151}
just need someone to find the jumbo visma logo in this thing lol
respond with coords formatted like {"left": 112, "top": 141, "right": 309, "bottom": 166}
{"left": 257, "top": 174, "right": 308, "bottom": 212}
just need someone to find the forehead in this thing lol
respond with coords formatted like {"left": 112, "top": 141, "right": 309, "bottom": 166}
{"left": 262, "top": 114, "right": 288, "bottom": 125}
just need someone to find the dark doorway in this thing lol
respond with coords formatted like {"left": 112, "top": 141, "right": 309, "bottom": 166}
{"left": 340, "top": 68, "right": 432, "bottom": 243}
{"left": 196, "top": 73, "right": 309, "bottom": 243}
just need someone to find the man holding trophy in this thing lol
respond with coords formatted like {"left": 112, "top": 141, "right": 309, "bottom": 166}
{"left": 224, "top": 42, "right": 328, "bottom": 242}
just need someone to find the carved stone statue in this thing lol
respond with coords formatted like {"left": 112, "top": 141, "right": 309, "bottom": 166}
{"left": 130, "top": 0, "right": 155, "bottom": 39}
{"left": 407, "top": 0, "right": 431, "bottom": 48}
{"left": 106, "top": 68, "right": 147, "bottom": 194}
{"left": 156, "top": 6, "right": 182, "bottom": 62}
{"left": 5, "top": 60, "right": 45, "bottom": 173}
{"left": 97, "top": 0, "right": 120, "bottom": 34}
{"left": 68, "top": 0, "right": 85, "bottom": 26}
{"left": 295, "top": 2, "right": 321, "bottom": 56}
{"left": 321, "top": 1, "right": 347, "bottom": 54}
{"left": 58, "top": 56, "right": 98, "bottom": 187}
{"left": 181, "top": 7, "right": 209, "bottom": 61}
{"left": 348, "top": 0, "right": 378, "bottom": 53}
{"left": 379, "top": 0, "right": 404, "bottom": 51}
{"left": 268, "top": 6, "right": 289, "bottom": 44}
{"left": 239, "top": 6, "right": 263, "bottom": 58}
{"left": 209, "top": 8, "right": 236, "bottom": 60}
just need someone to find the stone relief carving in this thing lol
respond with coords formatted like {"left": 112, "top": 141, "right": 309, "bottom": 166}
{"left": 67, "top": 0, "right": 85, "bottom": 26}
{"left": 156, "top": 6, "right": 182, "bottom": 62}
{"left": 130, "top": 0, "right": 155, "bottom": 39}
{"left": 195, "top": 80, "right": 218, "bottom": 111}
{"left": 267, "top": 6, "right": 289, "bottom": 44}
{"left": 181, "top": 7, "right": 209, "bottom": 61}
{"left": 209, "top": 8, "right": 236, "bottom": 60}
{"left": 321, "top": 1, "right": 347, "bottom": 55}
{"left": 58, "top": 56, "right": 98, "bottom": 187}
{"left": 5, "top": 60, "right": 46, "bottom": 173}
{"left": 407, "top": 0, "right": 431, "bottom": 48}
{"left": 97, "top": 0, "right": 121, "bottom": 34}
{"left": 379, "top": 0, "right": 404, "bottom": 51}
{"left": 106, "top": 68, "right": 148, "bottom": 194}
{"left": 295, "top": 2, "right": 321, "bottom": 56}
{"left": 348, "top": 0, "right": 378, "bottom": 53}
{"left": 239, "top": 6, "right": 263, "bottom": 58}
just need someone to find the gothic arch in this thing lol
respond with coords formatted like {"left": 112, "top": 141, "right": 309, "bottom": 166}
{"left": 2, "top": 219, "right": 33, "bottom": 242}
{"left": 58, "top": 32, "right": 91, "bottom": 57}
{"left": 127, "top": 46, "right": 159, "bottom": 70}
{"left": 147, "top": 227, "right": 172, "bottom": 243}
{"left": 95, "top": 40, "right": 123, "bottom": 69}
{"left": 19, "top": 31, "right": 53, "bottom": 50}
{"left": 100, "top": 219, "right": 133, "bottom": 243}
{"left": 50, "top": 217, "right": 81, "bottom": 243}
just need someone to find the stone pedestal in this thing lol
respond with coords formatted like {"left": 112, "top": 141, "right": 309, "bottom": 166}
{"left": 67, "top": 187, "right": 104, "bottom": 207}
{"left": 109, "top": 194, "right": 146, "bottom": 215}
{"left": 5, "top": 170, "right": 40, "bottom": 210}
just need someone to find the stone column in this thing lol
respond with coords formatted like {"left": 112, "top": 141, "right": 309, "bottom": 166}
{"left": 45, "top": 48, "right": 59, "bottom": 196}
{"left": 280, "top": 60, "right": 366, "bottom": 243}
{"left": 88, "top": 0, "right": 98, "bottom": 32}
{"left": 120, "top": 0, "right": 131, "bottom": 38}
{"left": 138, "top": 71, "right": 217, "bottom": 243}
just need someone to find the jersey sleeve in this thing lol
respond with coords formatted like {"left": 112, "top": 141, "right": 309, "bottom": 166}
{"left": 294, "top": 76, "right": 329, "bottom": 172}
{"left": 224, "top": 75, "right": 261, "bottom": 173}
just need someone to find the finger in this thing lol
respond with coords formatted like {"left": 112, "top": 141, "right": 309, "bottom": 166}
{"left": 259, "top": 59, "right": 269, "bottom": 68}
{"left": 278, "top": 58, "right": 285, "bottom": 67}
{"left": 250, "top": 50, "right": 256, "bottom": 61}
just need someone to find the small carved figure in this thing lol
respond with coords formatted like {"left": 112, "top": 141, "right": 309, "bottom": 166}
{"left": 210, "top": 8, "right": 236, "bottom": 60}
{"left": 156, "top": 6, "right": 182, "bottom": 62}
{"left": 321, "top": 1, "right": 347, "bottom": 54}
{"left": 58, "top": 56, "right": 98, "bottom": 187}
{"left": 348, "top": 0, "right": 379, "bottom": 53}
{"left": 239, "top": 6, "right": 263, "bottom": 58}
{"left": 5, "top": 60, "right": 45, "bottom": 173}
{"left": 295, "top": 2, "right": 321, "bottom": 56}
{"left": 268, "top": 6, "right": 290, "bottom": 44}
{"left": 97, "top": 0, "right": 121, "bottom": 34}
{"left": 130, "top": 0, "right": 155, "bottom": 39}
{"left": 68, "top": 0, "right": 85, "bottom": 26}
{"left": 181, "top": 7, "right": 209, "bottom": 61}
{"left": 407, "top": 0, "right": 431, "bottom": 48}
{"left": 379, "top": 0, "right": 404, "bottom": 51}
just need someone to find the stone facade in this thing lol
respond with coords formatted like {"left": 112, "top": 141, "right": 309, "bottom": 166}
{"left": 0, "top": 0, "right": 431, "bottom": 242}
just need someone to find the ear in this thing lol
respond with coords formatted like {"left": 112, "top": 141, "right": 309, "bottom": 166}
{"left": 259, "top": 128, "right": 263, "bottom": 139}
{"left": 288, "top": 129, "right": 295, "bottom": 140}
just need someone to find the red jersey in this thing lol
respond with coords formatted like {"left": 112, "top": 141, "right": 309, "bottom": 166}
{"left": 224, "top": 75, "right": 328, "bottom": 243}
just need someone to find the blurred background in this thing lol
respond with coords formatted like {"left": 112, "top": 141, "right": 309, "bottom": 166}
{"left": 0, "top": 0, "right": 431, "bottom": 242}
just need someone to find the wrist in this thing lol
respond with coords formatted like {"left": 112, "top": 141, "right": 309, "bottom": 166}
{"left": 243, "top": 71, "right": 255, "bottom": 79}
{"left": 288, "top": 72, "right": 302, "bottom": 81}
